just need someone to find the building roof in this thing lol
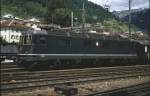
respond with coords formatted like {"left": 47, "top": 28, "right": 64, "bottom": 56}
{"left": 2, "top": 14, "right": 14, "bottom": 18}
{"left": 25, "top": 18, "right": 40, "bottom": 23}
{"left": 0, "top": 20, "right": 30, "bottom": 30}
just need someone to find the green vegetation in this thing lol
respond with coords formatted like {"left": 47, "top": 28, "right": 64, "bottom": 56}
{"left": 1, "top": 0, "right": 138, "bottom": 31}
{"left": 102, "top": 19, "right": 138, "bottom": 32}
{"left": 1, "top": 0, "right": 48, "bottom": 19}
{"left": 1, "top": 0, "right": 116, "bottom": 23}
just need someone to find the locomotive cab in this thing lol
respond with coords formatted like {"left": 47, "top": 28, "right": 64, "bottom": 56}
{"left": 19, "top": 30, "right": 47, "bottom": 54}
{"left": 17, "top": 30, "right": 48, "bottom": 69}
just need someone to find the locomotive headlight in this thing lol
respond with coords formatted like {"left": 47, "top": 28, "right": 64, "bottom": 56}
{"left": 145, "top": 46, "right": 148, "bottom": 53}
{"left": 96, "top": 41, "right": 99, "bottom": 47}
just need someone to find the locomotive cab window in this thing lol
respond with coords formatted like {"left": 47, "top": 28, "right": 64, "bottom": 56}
{"left": 19, "top": 36, "right": 23, "bottom": 44}
{"left": 21, "top": 35, "right": 32, "bottom": 45}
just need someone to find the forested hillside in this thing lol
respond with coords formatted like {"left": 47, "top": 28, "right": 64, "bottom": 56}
{"left": 1, "top": 0, "right": 137, "bottom": 32}
{"left": 1, "top": 0, "right": 114, "bottom": 22}
{"left": 122, "top": 9, "right": 149, "bottom": 32}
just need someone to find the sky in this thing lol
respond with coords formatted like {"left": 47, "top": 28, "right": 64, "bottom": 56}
{"left": 88, "top": 0, "right": 149, "bottom": 11}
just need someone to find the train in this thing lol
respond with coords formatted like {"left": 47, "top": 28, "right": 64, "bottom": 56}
{"left": 14, "top": 29, "right": 150, "bottom": 70}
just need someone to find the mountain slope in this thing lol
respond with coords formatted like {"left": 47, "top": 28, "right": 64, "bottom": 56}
{"left": 112, "top": 9, "right": 144, "bottom": 18}
{"left": 113, "top": 9, "right": 150, "bottom": 32}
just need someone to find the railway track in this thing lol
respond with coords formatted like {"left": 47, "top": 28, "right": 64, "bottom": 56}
{"left": 86, "top": 82, "right": 150, "bottom": 96}
{"left": 1, "top": 64, "right": 150, "bottom": 93}
{"left": 1, "top": 64, "right": 149, "bottom": 76}
{"left": 1, "top": 64, "right": 149, "bottom": 81}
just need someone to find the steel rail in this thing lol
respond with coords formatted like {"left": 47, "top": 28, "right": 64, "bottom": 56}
{"left": 1, "top": 65, "right": 150, "bottom": 93}
{"left": 1, "top": 74, "right": 149, "bottom": 93}
{"left": 2, "top": 70, "right": 149, "bottom": 84}
{"left": 1, "top": 69, "right": 149, "bottom": 82}
{"left": 1, "top": 72, "right": 150, "bottom": 93}
{"left": 1, "top": 64, "right": 149, "bottom": 75}
{"left": 1, "top": 65, "right": 149, "bottom": 82}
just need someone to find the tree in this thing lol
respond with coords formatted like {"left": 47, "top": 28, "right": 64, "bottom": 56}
{"left": 46, "top": 0, "right": 71, "bottom": 26}
{"left": 53, "top": 8, "right": 71, "bottom": 27}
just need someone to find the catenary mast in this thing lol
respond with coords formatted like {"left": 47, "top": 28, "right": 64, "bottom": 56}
{"left": 129, "top": 0, "right": 131, "bottom": 38}
{"left": 82, "top": 2, "right": 86, "bottom": 32}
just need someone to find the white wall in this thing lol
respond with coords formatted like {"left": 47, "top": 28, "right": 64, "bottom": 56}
{"left": 0, "top": 29, "right": 22, "bottom": 43}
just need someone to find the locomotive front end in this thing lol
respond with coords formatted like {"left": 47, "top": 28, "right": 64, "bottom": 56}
{"left": 17, "top": 30, "right": 48, "bottom": 69}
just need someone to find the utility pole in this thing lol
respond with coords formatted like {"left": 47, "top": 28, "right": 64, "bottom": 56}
{"left": 71, "top": 11, "right": 74, "bottom": 28}
{"left": 149, "top": 0, "right": 150, "bottom": 10}
{"left": 129, "top": 0, "right": 131, "bottom": 38}
{"left": 103, "top": 0, "right": 110, "bottom": 11}
{"left": 148, "top": 0, "right": 150, "bottom": 38}
{"left": 51, "top": 15, "right": 53, "bottom": 25}
{"left": 82, "top": 2, "right": 86, "bottom": 31}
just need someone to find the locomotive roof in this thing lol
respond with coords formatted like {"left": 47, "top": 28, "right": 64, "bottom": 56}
{"left": 46, "top": 29, "right": 131, "bottom": 41}
{"left": 23, "top": 29, "right": 132, "bottom": 41}
{"left": 22, "top": 29, "right": 48, "bottom": 35}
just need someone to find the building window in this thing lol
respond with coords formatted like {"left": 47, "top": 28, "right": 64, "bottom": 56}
{"left": 16, "top": 36, "right": 18, "bottom": 40}
{"left": 11, "top": 35, "right": 14, "bottom": 39}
